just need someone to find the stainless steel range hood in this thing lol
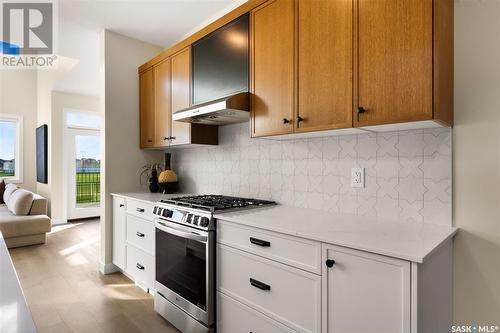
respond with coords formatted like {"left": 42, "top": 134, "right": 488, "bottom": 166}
{"left": 172, "top": 92, "right": 249, "bottom": 125}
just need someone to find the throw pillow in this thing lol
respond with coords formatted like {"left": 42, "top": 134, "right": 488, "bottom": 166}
{"left": 3, "top": 183, "right": 18, "bottom": 205}
{"left": 7, "top": 189, "right": 34, "bottom": 216}
{"left": 0, "top": 180, "right": 5, "bottom": 204}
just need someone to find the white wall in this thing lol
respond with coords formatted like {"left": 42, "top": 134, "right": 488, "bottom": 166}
{"left": 100, "top": 30, "right": 164, "bottom": 271}
{"left": 50, "top": 91, "right": 100, "bottom": 224}
{"left": 0, "top": 70, "right": 38, "bottom": 192}
{"left": 453, "top": 1, "right": 500, "bottom": 323}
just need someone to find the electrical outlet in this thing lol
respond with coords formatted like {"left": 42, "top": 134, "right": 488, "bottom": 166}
{"left": 351, "top": 168, "right": 365, "bottom": 188}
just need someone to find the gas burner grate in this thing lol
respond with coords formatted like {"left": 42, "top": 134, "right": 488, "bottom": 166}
{"left": 160, "top": 195, "right": 275, "bottom": 212}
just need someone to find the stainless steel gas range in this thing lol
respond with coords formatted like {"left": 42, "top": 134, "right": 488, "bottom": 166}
{"left": 152, "top": 195, "right": 275, "bottom": 333}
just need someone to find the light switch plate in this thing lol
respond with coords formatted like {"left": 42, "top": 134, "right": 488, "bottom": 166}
{"left": 351, "top": 168, "right": 365, "bottom": 188}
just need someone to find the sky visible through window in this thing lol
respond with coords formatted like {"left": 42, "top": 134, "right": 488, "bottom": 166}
{"left": 76, "top": 135, "right": 100, "bottom": 160}
{"left": 0, "top": 120, "right": 16, "bottom": 160}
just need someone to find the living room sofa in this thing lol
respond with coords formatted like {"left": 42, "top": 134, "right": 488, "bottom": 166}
{"left": 0, "top": 184, "right": 52, "bottom": 248}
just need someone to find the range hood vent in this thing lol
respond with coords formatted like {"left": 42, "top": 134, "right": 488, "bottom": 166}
{"left": 172, "top": 92, "right": 249, "bottom": 126}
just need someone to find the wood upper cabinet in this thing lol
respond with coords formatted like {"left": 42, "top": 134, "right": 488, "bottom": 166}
{"left": 139, "top": 68, "right": 155, "bottom": 148}
{"left": 250, "top": 0, "right": 294, "bottom": 137}
{"left": 355, "top": 0, "right": 435, "bottom": 127}
{"left": 153, "top": 58, "right": 172, "bottom": 147}
{"left": 296, "top": 0, "right": 353, "bottom": 132}
{"left": 170, "top": 47, "right": 192, "bottom": 146}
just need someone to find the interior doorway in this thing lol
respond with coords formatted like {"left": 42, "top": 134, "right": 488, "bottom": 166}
{"left": 64, "top": 109, "right": 101, "bottom": 220}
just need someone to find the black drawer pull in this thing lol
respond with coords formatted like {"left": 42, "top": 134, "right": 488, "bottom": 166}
{"left": 119, "top": 204, "right": 124, "bottom": 208}
{"left": 250, "top": 278, "right": 271, "bottom": 291}
{"left": 136, "top": 208, "right": 145, "bottom": 213}
{"left": 136, "top": 232, "right": 145, "bottom": 237}
{"left": 136, "top": 263, "right": 145, "bottom": 270}
{"left": 249, "top": 237, "right": 270, "bottom": 247}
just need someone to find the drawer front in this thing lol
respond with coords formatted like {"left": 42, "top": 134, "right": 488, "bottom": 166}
{"left": 126, "top": 199, "right": 154, "bottom": 220}
{"left": 217, "top": 220, "right": 321, "bottom": 274}
{"left": 217, "top": 244, "right": 321, "bottom": 333}
{"left": 126, "top": 215, "right": 154, "bottom": 254}
{"left": 217, "top": 292, "right": 297, "bottom": 333}
{"left": 126, "top": 245, "right": 154, "bottom": 290}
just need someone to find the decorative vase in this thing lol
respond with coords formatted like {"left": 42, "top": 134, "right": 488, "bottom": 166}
{"left": 149, "top": 167, "right": 160, "bottom": 193}
{"left": 158, "top": 153, "right": 179, "bottom": 194}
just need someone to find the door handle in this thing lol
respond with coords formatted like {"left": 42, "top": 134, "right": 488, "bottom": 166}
{"left": 136, "top": 208, "right": 145, "bottom": 213}
{"left": 136, "top": 263, "right": 145, "bottom": 270}
{"left": 136, "top": 232, "right": 145, "bottom": 238}
{"left": 250, "top": 278, "right": 271, "bottom": 291}
{"left": 249, "top": 237, "right": 271, "bottom": 247}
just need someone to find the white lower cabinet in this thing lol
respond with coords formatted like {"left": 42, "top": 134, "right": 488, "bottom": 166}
{"left": 217, "top": 291, "right": 297, "bottom": 333}
{"left": 112, "top": 197, "right": 126, "bottom": 270}
{"left": 125, "top": 244, "right": 154, "bottom": 291}
{"left": 217, "top": 244, "right": 321, "bottom": 333}
{"left": 322, "top": 244, "right": 411, "bottom": 333}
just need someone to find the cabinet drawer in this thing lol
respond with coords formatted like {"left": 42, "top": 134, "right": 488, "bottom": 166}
{"left": 217, "top": 292, "right": 297, "bottom": 333}
{"left": 217, "top": 220, "right": 321, "bottom": 274}
{"left": 126, "top": 245, "right": 154, "bottom": 290}
{"left": 126, "top": 215, "right": 154, "bottom": 255}
{"left": 126, "top": 199, "right": 154, "bottom": 220}
{"left": 217, "top": 244, "right": 321, "bottom": 333}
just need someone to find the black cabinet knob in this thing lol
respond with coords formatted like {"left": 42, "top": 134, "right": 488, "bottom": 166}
{"left": 170, "top": 136, "right": 176, "bottom": 140}
{"left": 297, "top": 115, "right": 304, "bottom": 123}
{"left": 357, "top": 106, "right": 366, "bottom": 114}
{"left": 163, "top": 137, "right": 168, "bottom": 141}
{"left": 282, "top": 118, "right": 290, "bottom": 124}
{"left": 326, "top": 259, "right": 336, "bottom": 268}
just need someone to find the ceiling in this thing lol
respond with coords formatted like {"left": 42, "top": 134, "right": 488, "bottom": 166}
{"left": 54, "top": 0, "right": 245, "bottom": 97}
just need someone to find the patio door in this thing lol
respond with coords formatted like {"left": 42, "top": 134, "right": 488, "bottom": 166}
{"left": 65, "top": 110, "right": 101, "bottom": 220}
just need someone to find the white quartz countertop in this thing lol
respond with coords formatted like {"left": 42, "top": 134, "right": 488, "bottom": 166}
{"left": 110, "top": 192, "right": 192, "bottom": 203}
{"left": 215, "top": 205, "right": 458, "bottom": 263}
{"left": 0, "top": 232, "right": 37, "bottom": 333}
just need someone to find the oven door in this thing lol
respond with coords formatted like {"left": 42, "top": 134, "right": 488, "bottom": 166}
{"left": 155, "top": 220, "right": 214, "bottom": 326}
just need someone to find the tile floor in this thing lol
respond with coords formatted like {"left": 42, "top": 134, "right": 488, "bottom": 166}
{"left": 8, "top": 219, "right": 179, "bottom": 333}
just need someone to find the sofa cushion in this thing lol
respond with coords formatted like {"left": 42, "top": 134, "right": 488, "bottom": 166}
{"left": 3, "top": 183, "right": 18, "bottom": 205}
{"left": 0, "top": 213, "right": 51, "bottom": 238}
{"left": 7, "top": 189, "right": 34, "bottom": 216}
{"left": 0, "top": 180, "right": 5, "bottom": 204}
{"left": 29, "top": 194, "right": 48, "bottom": 216}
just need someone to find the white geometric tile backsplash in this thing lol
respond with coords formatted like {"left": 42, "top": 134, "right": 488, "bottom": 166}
{"left": 169, "top": 123, "right": 452, "bottom": 226}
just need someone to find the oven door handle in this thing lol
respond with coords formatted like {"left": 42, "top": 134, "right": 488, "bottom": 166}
{"left": 156, "top": 221, "right": 208, "bottom": 243}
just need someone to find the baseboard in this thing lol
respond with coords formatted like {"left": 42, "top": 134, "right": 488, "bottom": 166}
{"left": 100, "top": 262, "right": 120, "bottom": 275}
{"left": 51, "top": 218, "right": 67, "bottom": 225}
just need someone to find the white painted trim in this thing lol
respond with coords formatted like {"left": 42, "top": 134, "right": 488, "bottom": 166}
{"left": 359, "top": 120, "right": 444, "bottom": 132}
{"left": 99, "top": 262, "right": 120, "bottom": 275}
{"left": 0, "top": 114, "right": 23, "bottom": 184}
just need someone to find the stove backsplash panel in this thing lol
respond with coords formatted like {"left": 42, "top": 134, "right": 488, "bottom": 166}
{"left": 169, "top": 123, "right": 452, "bottom": 226}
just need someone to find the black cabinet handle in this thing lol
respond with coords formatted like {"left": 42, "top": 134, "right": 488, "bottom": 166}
{"left": 357, "top": 106, "right": 366, "bottom": 114}
{"left": 136, "top": 263, "right": 145, "bottom": 270}
{"left": 168, "top": 136, "right": 176, "bottom": 140}
{"left": 250, "top": 278, "right": 271, "bottom": 291}
{"left": 163, "top": 137, "right": 168, "bottom": 141}
{"left": 136, "top": 232, "right": 145, "bottom": 238}
{"left": 147, "top": 139, "right": 153, "bottom": 142}
{"left": 136, "top": 208, "right": 145, "bottom": 213}
{"left": 326, "top": 259, "right": 336, "bottom": 268}
{"left": 297, "top": 115, "right": 304, "bottom": 123}
{"left": 119, "top": 204, "right": 124, "bottom": 208}
{"left": 250, "top": 237, "right": 271, "bottom": 247}
{"left": 282, "top": 118, "right": 290, "bottom": 124}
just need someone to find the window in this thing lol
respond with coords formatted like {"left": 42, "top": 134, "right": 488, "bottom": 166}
{"left": 0, "top": 114, "right": 23, "bottom": 183}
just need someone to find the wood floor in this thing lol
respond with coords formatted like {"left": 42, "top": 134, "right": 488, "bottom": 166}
{"left": 9, "top": 219, "right": 179, "bottom": 333}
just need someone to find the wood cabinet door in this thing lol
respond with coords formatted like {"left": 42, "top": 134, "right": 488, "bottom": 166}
{"left": 153, "top": 59, "right": 171, "bottom": 147}
{"left": 171, "top": 47, "right": 192, "bottom": 145}
{"left": 297, "top": 0, "right": 353, "bottom": 132}
{"left": 355, "top": 0, "right": 433, "bottom": 127}
{"left": 322, "top": 244, "right": 411, "bottom": 333}
{"left": 139, "top": 68, "right": 155, "bottom": 148}
{"left": 250, "top": 0, "right": 294, "bottom": 137}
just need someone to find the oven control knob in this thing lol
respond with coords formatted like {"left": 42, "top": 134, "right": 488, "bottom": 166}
{"left": 192, "top": 215, "right": 200, "bottom": 225}
{"left": 162, "top": 209, "right": 172, "bottom": 218}
{"left": 186, "top": 214, "right": 193, "bottom": 224}
{"left": 200, "top": 217, "right": 210, "bottom": 227}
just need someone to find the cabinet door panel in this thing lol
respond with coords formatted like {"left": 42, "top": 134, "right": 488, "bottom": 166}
{"left": 153, "top": 59, "right": 171, "bottom": 147}
{"left": 356, "top": 0, "right": 433, "bottom": 126}
{"left": 112, "top": 197, "right": 126, "bottom": 269}
{"left": 297, "top": 0, "right": 353, "bottom": 132}
{"left": 139, "top": 68, "right": 154, "bottom": 148}
{"left": 323, "top": 244, "right": 411, "bottom": 333}
{"left": 251, "top": 0, "right": 294, "bottom": 137}
{"left": 171, "top": 47, "right": 191, "bottom": 145}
